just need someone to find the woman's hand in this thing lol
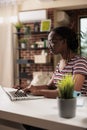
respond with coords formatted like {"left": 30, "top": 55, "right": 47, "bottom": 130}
{"left": 23, "top": 84, "right": 33, "bottom": 93}
{"left": 23, "top": 85, "right": 43, "bottom": 96}
{"left": 23, "top": 84, "right": 48, "bottom": 93}
{"left": 23, "top": 85, "right": 58, "bottom": 98}
{"left": 13, "top": 85, "right": 20, "bottom": 89}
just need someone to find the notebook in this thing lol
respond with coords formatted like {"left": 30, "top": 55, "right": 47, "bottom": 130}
{"left": 2, "top": 87, "right": 44, "bottom": 101}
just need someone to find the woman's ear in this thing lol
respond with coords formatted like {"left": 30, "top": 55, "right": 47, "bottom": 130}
{"left": 62, "top": 39, "right": 67, "bottom": 48}
{"left": 63, "top": 39, "right": 67, "bottom": 44}
{"left": 61, "top": 39, "right": 66, "bottom": 45}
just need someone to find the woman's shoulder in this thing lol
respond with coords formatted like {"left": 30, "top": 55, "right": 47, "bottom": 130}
{"left": 74, "top": 55, "right": 87, "bottom": 61}
{"left": 73, "top": 55, "right": 87, "bottom": 66}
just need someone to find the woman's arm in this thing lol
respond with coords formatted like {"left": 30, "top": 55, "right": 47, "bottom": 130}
{"left": 31, "top": 89, "right": 58, "bottom": 99}
{"left": 23, "top": 74, "right": 58, "bottom": 98}
{"left": 23, "top": 74, "right": 55, "bottom": 93}
{"left": 73, "top": 74, "right": 85, "bottom": 91}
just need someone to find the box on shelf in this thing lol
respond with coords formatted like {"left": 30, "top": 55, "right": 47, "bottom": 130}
{"left": 34, "top": 54, "right": 51, "bottom": 64}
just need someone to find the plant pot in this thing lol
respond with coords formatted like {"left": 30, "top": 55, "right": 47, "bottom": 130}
{"left": 16, "top": 28, "right": 21, "bottom": 33}
{"left": 21, "top": 43, "right": 26, "bottom": 49}
{"left": 58, "top": 98, "right": 76, "bottom": 118}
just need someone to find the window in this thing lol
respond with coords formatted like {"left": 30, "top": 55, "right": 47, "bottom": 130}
{"left": 79, "top": 17, "right": 87, "bottom": 57}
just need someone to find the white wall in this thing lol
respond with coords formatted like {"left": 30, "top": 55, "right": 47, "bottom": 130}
{"left": 20, "top": 0, "right": 87, "bottom": 11}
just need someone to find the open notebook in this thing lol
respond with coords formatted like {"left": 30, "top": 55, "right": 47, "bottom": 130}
{"left": 2, "top": 87, "right": 44, "bottom": 101}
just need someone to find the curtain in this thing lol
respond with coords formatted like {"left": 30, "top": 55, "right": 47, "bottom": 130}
{"left": 0, "top": 5, "right": 18, "bottom": 87}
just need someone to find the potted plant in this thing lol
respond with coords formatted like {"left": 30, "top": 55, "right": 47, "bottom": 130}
{"left": 57, "top": 74, "right": 76, "bottom": 118}
{"left": 20, "top": 38, "right": 28, "bottom": 49}
{"left": 14, "top": 22, "right": 23, "bottom": 32}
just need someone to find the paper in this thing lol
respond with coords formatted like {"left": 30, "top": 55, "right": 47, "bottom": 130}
{"left": 77, "top": 97, "right": 85, "bottom": 107}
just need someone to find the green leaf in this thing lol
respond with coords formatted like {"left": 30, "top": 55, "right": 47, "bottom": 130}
{"left": 57, "top": 74, "right": 74, "bottom": 99}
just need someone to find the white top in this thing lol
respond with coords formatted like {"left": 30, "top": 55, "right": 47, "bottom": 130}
{"left": 0, "top": 86, "right": 87, "bottom": 130}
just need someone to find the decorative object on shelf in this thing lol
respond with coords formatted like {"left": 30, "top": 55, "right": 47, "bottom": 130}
{"left": 40, "top": 19, "right": 51, "bottom": 32}
{"left": 40, "top": 37, "right": 47, "bottom": 48}
{"left": 14, "top": 22, "right": 23, "bottom": 32}
{"left": 20, "top": 38, "right": 28, "bottom": 49}
{"left": 57, "top": 74, "right": 76, "bottom": 118}
{"left": 23, "top": 25, "right": 31, "bottom": 35}
{"left": 44, "top": 39, "right": 47, "bottom": 48}
{"left": 34, "top": 22, "right": 40, "bottom": 32}
{"left": 34, "top": 42, "right": 38, "bottom": 48}
{"left": 34, "top": 50, "right": 51, "bottom": 64}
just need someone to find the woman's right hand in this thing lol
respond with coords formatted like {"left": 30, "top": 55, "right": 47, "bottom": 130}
{"left": 23, "top": 85, "right": 44, "bottom": 96}
{"left": 13, "top": 85, "right": 20, "bottom": 89}
{"left": 23, "top": 84, "right": 35, "bottom": 93}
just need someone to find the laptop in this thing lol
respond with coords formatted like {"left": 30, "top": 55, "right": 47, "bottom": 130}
{"left": 1, "top": 87, "right": 85, "bottom": 105}
{"left": 2, "top": 87, "right": 44, "bottom": 101}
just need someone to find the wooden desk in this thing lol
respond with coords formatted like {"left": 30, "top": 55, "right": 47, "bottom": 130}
{"left": 0, "top": 86, "right": 87, "bottom": 130}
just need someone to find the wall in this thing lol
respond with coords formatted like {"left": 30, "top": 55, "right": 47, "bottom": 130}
{"left": 16, "top": 9, "right": 54, "bottom": 87}
{"left": 20, "top": 0, "right": 87, "bottom": 11}
{"left": 17, "top": 0, "right": 87, "bottom": 87}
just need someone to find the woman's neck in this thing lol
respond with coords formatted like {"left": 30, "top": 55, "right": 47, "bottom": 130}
{"left": 61, "top": 51, "right": 76, "bottom": 61}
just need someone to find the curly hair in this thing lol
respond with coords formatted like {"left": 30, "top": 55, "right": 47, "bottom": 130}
{"left": 52, "top": 26, "right": 78, "bottom": 52}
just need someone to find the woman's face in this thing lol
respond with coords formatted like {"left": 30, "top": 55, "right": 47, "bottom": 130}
{"left": 47, "top": 31, "right": 66, "bottom": 54}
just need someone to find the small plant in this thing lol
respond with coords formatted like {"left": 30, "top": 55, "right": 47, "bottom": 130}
{"left": 20, "top": 38, "right": 28, "bottom": 44}
{"left": 57, "top": 74, "right": 75, "bottom": 99}
{"left": 14, "top": 22, "right": 23, "bottom": 30}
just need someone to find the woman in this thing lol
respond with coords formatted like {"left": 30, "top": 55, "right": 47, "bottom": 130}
{"left": 23, "top": 26, "right": 87, "bottom": 98}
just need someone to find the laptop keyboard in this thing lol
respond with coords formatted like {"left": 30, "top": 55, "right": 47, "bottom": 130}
{"left": 10, "top": 91, "right": 28, "bottom": 97}
{"left": 1, "top": 87, "right": 44, "bottom": 101}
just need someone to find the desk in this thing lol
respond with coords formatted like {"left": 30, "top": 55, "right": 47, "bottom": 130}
{"left": 0, "top": 86, "right": 87, "bottom": 130}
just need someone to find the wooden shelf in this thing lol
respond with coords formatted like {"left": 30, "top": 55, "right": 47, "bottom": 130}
{"left": 14, "top": 31, "right": 49, "bottom": 35}
{"left": 16, "top": 47, "right": 48, "bottom": 50}
{"left": 31, "top": 31, "right": 49, "bottom": 35}
{"left": 16, "top": 59, "right": 34, "bottom": 64}
{"left": 14, "top": 22, "right": 53, "bottom": 87}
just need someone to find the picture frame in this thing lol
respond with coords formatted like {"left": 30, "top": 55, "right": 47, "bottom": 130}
{"left": 40, "top": 19, "right": 51, "bottom": 32}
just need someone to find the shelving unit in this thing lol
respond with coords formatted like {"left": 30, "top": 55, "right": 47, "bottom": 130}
{"left": 14, "top": 23, "right": 54, "bottom": 88}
